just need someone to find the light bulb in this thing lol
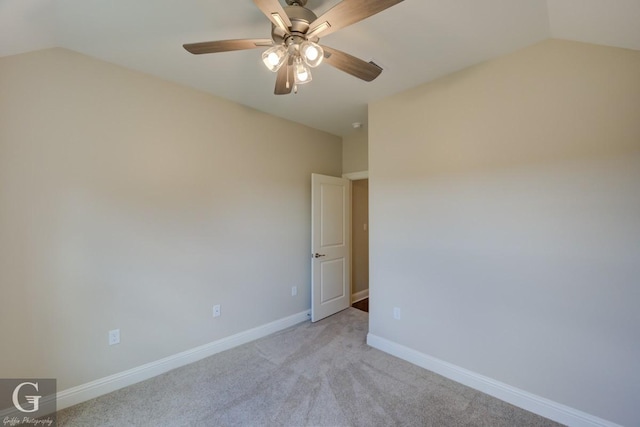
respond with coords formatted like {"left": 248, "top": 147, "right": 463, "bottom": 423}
{"left": 261, "top": 45, "right": 287, "bottom": 72}
{"left": 297, "top": 67, "right": 309, "bottom": 82}
{"left": 306, "top": 45, "right": 319, "bottom": 61}
{"left": 294, "top": 58, "right": 312, "bottom": 84}
{"left": 300, "top": 41, "right": 324, "bottom": 68}
{"left": 267, "top": 52, "right": 280, "bottom": 66}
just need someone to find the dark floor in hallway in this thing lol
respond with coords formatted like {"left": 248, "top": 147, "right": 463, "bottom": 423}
{"left": 351, "top": 298, "right": 368, "bottom": 312}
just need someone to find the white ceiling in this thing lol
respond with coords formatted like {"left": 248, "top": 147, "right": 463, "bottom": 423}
{"left": 2, "top": 0, "right": 639, "bottom": 136}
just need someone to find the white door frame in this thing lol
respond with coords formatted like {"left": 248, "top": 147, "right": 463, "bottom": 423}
{"left": 342, "top": 171, "right": 368, "bottom": 181}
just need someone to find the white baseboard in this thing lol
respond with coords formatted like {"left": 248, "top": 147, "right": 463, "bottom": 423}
{"left": 53, "top": 310, "right": 310, "bottom": 411}
{"left": 366, "top": 333, "right": 621, "bottom": 427}
{"left": 351, "top": 289, "right": 369, "bottom": 303}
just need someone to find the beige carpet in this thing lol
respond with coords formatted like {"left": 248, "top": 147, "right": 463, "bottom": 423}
{"left": 58, "top": 308, "right": 563, "bottom": 426}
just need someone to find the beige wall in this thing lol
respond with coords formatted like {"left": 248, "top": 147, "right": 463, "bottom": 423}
{"left": 369, "top": 39, "right": 640, "bottom": 426}
{"left": 342, "top": 128, "right": 368, "bottom": 174}
{"left": 351, "top": 179, "right": 368, "bottom": 296}
{"left": 0, "top": 48, "right": 342, "bottom": 390}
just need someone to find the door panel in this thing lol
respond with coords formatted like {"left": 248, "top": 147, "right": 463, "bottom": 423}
{"left": 321, "top": 184, "right": 346, "bottom": 247}
{"left": 311, "top": 173, "right": 350, "bottom": 322}
{"left": 320, "top": 258, "right": 346, "bottom": 303}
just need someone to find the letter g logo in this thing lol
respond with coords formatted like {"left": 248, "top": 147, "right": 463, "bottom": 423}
{"left": 12, "top": 382, "right": 41, "bottom": 413}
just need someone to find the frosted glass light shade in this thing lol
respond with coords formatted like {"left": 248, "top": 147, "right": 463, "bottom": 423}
{"left": 261, "top": 45, "right": 288, "bottom": 72}
{"left": 300, "top": 41, "right": 324, "bottom": 68}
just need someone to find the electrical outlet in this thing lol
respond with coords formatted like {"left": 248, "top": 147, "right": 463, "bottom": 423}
{"left": 291, "top": 286, "right": 297, "bottom": 296}
{"left": 213, "top": 304, "right": 221, "bottom": 318}
{"left": 109, "top": 329, "right": 120, "bottom": 345}
{"left": 393, "top": 307, "right": 401, "bottom": 320}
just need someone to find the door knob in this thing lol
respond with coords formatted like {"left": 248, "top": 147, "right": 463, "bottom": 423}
{"left": 313, "top": 253, "right": 326, "bottom": 258}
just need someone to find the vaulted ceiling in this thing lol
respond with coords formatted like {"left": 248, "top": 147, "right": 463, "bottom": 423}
{"left": 2, "top": 0, "right": 639, "bottom": 136}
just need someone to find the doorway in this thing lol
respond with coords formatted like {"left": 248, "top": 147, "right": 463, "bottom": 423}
{"left": 350, "top": 178, "right": 369, "bottom": 312}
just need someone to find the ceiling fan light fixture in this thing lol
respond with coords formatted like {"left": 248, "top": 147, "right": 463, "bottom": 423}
{"left": 262, "top": 44, "right": 288, "bottom": 72}
{"left": 294, "top": 58, "right": 312, "bottom": 84}
{"left": 184, "top": 0, "right": 405, "bottom": 95}
{"left": 300, "top": 41, "right": 324, "bottom": 67}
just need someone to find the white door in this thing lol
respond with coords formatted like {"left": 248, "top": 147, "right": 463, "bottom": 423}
{"left": 311, "top": 173, "right": 350, "bottom": 322}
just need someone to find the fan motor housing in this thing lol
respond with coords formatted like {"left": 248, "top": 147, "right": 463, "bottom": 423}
{"left": 271, "top": 5, "right": 318, "bottom": 44}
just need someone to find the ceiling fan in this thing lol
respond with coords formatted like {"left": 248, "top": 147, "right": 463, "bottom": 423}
{"left": 183, "top": 0, "right": 404, "bottom": 95}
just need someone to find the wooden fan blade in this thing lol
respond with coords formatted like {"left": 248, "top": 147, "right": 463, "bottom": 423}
{"left": 322, "top": 46, "right": 383, "bottom": 82}
{"left": 308, "top": 0, "right": 404, "bottom": 38}
{"left": 253, "top": 0, "right": 292, "bottom": 33}
{"left": 183, "top": 39, "right": 272, "bottom": 55}
{"left": 274, "top": 58, "right": 294, "bottom": 95}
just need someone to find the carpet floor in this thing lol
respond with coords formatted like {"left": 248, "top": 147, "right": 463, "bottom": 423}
{"left": 57, "top": 308, "right": 563, "bottom": 426}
